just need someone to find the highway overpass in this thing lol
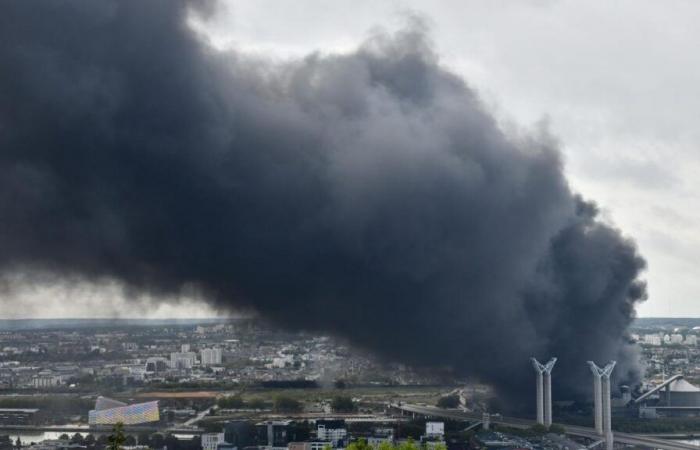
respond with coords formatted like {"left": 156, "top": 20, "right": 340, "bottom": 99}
{"left": 391, "top": 403, "right": 700, "bottom": 450}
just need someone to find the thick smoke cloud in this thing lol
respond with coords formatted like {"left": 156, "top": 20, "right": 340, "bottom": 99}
{"left": 0, "top": 1, "right": 646, "bottom": 407}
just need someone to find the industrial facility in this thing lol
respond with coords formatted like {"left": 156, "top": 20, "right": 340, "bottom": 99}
{"left": 631, "top": 375, "right": 700, "bottom": 418}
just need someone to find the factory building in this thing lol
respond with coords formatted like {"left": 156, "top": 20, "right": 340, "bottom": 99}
{"left": 633, "top": 375, "right": 700, "bottom": 418}
{"left": 663, "top": 378, "right": 700, "bottom": 406}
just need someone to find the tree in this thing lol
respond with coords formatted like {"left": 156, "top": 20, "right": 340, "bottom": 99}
{"left": 436, "top": 395, "right": 460, "bottom": 409}
{"left": 71, "top": 433, "right": 84, "bottom": 445}
{"left": 59, "top": 435, "right": 70, "bottom": 442}
{"left": 247, "top": 398, "right": 268, "bottom": 410}
{"left": 548, "top": 424, "right": 566, "bottom": 435}
{"left": 108, "top": 423, "right": 126, "bottom": 450}
{"left": 346, "top": 439, "right": 372, "bottom": 450}
{"left": 84, "top": 434, "right": 96, "bottom": 446}
{"left": 136, "top": 433, "right": 150, "bottom": 447}
{"left": 96, "top": 435, "right": 109, "bottom": 447}
{"left": 398, "top": 438, "right": 419, "bottom": 450}
{"left": 150, "top": 433, "right": 165, "bottom": 449}
{"left": 218, "top": 395, "right": 244, "bottom": 409}
{"left": 164, "top": 433, "right": 179, "bottom": 450}
{"left": 529, "top": 423, "right": 548, "bottom": 435}
{"left": 273, "top": 395, "right": 302, "bottom": 413}
{"left": 331, "top": 395, "right": 356, "bottom": 413}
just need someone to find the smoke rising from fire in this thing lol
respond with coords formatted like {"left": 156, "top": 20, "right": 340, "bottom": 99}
{"left": 0, "top": 1, "right": 646, "bottom": 406}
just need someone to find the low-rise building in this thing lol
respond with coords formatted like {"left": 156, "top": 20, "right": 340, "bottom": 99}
{"left": 202, "top": 433, "right": 225, "bottom": 450}
{"left": 316, "top": 420, "right": 346, "bottom": 447}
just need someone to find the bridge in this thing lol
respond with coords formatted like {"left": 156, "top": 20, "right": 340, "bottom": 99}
{"left": 391, "top": 403, "right": 700, "bottom": 450}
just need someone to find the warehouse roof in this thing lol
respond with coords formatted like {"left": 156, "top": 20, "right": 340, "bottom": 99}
{"left": 669, "top": 379, "right": 700, "bottom": 392}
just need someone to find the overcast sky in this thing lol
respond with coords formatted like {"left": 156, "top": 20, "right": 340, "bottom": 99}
{"left": 190, "top": 0, "right": 700, "bottom": 318}
{"left": 3, "top": 1, "right": 698, "bottom": 318}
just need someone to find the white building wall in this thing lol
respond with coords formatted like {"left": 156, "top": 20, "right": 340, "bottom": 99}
{"left": 317, "top": 427, "right": 346, "bottom": 444}
{"left": 170, "top": 352, "right": 196, "bottom": 369}
{"left": 201, "top": 433, "right": 225, "bottom": 450}
{"left": 200, "top": 348, "right": 223, "bottom": 366}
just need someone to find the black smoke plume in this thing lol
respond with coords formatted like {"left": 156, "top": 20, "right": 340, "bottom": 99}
{"left": 0, "top": 1, "right": 646, "bottom": 408}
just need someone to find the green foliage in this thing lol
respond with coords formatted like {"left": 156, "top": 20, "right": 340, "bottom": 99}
{"left": 548, "top": 424, "right": 566, "bottom": 435}
{"left": 150, "top": 433, "right": 166, "bottom": 449}
{"left": 347, "top": 439, "right": 446, "bottom": 450}
{"left": 436, "top": 395, "right": 460, "bottom": 409}
{"left": 217, "top": 395, "right": 270, "bottom": 410}
{"left": 218, "top": 395, "right": 245, "bottom": 409}
{"left": 247, "top": 397, "right": 269, "bottom": 410}
{"left": 528, "top": 423, "right": 548, "bottom": 435}
{"left": 331, "top": 395, "right": 356, "bottom": 412}
{"left": 346, "top": 439, "right": 373, "bottom": 450}
{"left": 147, "top": 380, "right": 240, "bottom": 390}
{"left": 273, "top": 395, "right": 302, "bottom": 412}
{"left": 398, "top": 438, "right": 419, "bottom": 450}
{"left": 108, "top": 422, "right": 126, "bottom": 450}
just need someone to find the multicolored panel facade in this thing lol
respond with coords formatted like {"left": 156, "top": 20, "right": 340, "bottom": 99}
{"left": 89, "top": 401, "right": 160, "bottom": 425}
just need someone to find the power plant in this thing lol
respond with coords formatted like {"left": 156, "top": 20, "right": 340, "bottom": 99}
{"left": 531, "top": 357, "right": 557, "bottom": 427}
{"left": 588, "top": 361, "right": 616, "bottom": 450}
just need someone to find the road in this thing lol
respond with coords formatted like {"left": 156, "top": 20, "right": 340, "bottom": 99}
{"left": 183, "top": 406, "right": 214, "bottom": 427}
{"left": 392, "top": 404, "right": 700, "bottom": 450}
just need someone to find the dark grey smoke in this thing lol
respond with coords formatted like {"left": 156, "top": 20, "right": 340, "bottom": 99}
{"left": 0, "top": 1, "right": 646, "bottom": 408}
